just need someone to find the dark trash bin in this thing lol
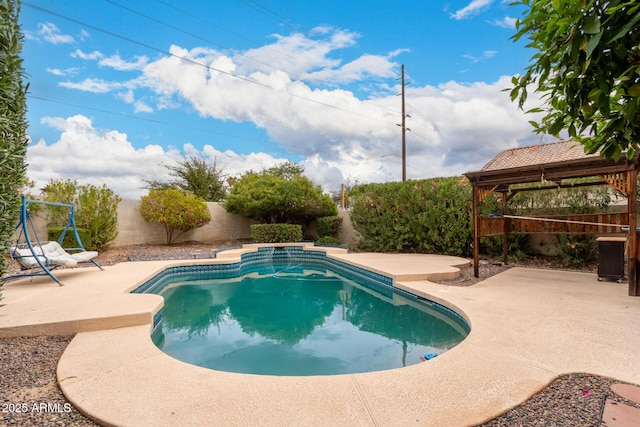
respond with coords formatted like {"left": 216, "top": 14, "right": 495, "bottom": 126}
{"left": 597, "top": 237, "right": 626, "bottom": 283}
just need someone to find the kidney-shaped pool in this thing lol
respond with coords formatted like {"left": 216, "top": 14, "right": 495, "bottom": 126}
{"left": 136, "top": 246, "right": 470, "bottom": 376}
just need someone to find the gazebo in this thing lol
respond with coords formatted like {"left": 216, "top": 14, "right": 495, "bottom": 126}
{"left": 464, "top": 140, "right": 640, "bottom": 297}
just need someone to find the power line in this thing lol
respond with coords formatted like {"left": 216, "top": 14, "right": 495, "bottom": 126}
{"left": 236, "top": 0, "right": 302, "bottom": 32}
{"left": 106, "top": 0, "right": 283, "bottom": 74}
{"left": 152, "top": 0, "right": 338, "bottom": 82}
{"left": 27, "top": 95, "right": 274, "bottom": 144}
{"left": 23, "top": 1, "right": 398, "bottom": 127}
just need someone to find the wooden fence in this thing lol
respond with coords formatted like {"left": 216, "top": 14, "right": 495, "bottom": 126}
{"left": 478, "top": 212, "right": 629, "bottom": 237}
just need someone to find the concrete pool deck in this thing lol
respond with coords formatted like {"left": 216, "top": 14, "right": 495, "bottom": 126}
{"left": 1, "top": 244, "right": 639, "bottom": 426}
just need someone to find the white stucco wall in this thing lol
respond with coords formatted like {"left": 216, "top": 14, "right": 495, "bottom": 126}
{"left": 16, "top": 200, "right": 361, "bottom": 248}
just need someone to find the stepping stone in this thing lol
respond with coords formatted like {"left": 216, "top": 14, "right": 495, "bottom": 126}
{"left": 601, "top": 399, "right": 640, "bottom": 426}
{"left": 611, "top": 383, "right": 640, "bottom": 405}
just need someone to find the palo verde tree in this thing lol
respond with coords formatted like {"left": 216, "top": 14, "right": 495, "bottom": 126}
{"left": 509, "top": 0, "right": 640, "bottom": 160}
{"left": 146, "top": 155, "right": 227, "bottom": 201}
{"left": 224, "top": 161, "right": 337, "bottom": 224}
{"left": 139, "top": 188, "right": 211, "bottom": 245}
{"left": 0, "top": 0, "right": 29, "bottom": 291}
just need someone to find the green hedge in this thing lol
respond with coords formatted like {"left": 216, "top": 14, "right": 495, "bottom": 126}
{"left": 348, "top": 177, "right": 473, "bottom": 256}
{"left": 48, "top": 227, "right": 94, "bottom": 252}
{"left": 316, "top": 236, "right": 341, "bottom": 245}
{"left": 251, "top": 223, "right": 303, "bottom": 243}
{"left": 316, "top": 215, "right": 342, "bottom": 239}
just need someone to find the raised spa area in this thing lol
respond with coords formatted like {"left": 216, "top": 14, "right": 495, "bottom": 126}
{"left": 1, "top": 242, "right": 638, "bottom": 426}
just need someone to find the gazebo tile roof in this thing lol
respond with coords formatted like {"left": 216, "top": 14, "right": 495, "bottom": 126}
{"left": 481, "top": 140, "right": 599, "bottom": 171}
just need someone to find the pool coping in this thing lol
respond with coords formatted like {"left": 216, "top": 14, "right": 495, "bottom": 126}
{"left": 1, "top": 244, "right": 639, "bottom": 426}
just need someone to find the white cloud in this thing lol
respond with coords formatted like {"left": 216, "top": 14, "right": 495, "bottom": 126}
{"left": 138, "top": 41, "right": 549, "bottom": 185}
{"left": 234, "top": 28, "right": 371, "bottom": 83}
{"left": 30, "top": 28, "right": 554, "bottom": 197}
{"left": 200, "top": 144, "right": 288, "bottom": 178}
{"left": 303, "top": 54, "right": 398, "bottom": 85}
{"left": 71, "top": 49, "right": 104, "bottom": 60}
{"left": 59, "top": 78, "right": 128, "bottom": 93}
{"left": 79, "top": 29, "right": 90, "bottom": 41}
{"left": 37, "top": 22, "right": 74, "bottom": 44}
{"left": 29, "top": 115, "right": 180, "bottom": 199}
{"left": 463, "top": 50, "right": 498, "bottom": 64}
{"left": 134, "top": 100, "right": 153, "bottom": 113}
{"left": 491, "top": 16, "right": 517, "bottom": 28}
{"left": 46, "top": 67, "right": 79, "bottom": 77}
{"left": 99, "top": 54, "right": 149, "bottom": 71}
{"left": 27, "top": 115, "right": 288, "bottom": 199}
{"left": 117, "top": 90, "right": 135, "bottom": 104}
{"left": 451, "top": 0, "right": 494, "bottom": 20}
{"left": 27, "top": 72, "right": 550, "bottom": 199}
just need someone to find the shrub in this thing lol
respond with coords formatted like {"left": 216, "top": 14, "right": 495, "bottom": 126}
{"left": 41, "top": 180, "right": 122, "bottom": 250}
{"left": 75, "top": 184, "right": 121, "bottom": 250}
{"left": 0, "top": 0, "right": 29, "bottom": 296}
{"left": 316, "top": 216, "right": 342, "bottom": 239}
{"left": 48, "top": 227, "right": 93, "bottom": 252}
{"left": 139, "top": 188, "right": 211, "bottom": 245}
{"left": 315, "top": 236, "right": 341, "bottom": 245}
{"left": 349, "top": 177, "right": 473, "bottom": 256}
{"left": 225, "top": 161, "right": 337, "bottom": 224}
{"left": 556, "top": 235, "right": 598, "bottom": 268}
{"left": 251, "top": 224, "right": 303, "bottom": 243}
{"left": 482, "top": 234, "right": 530, "bottom": 261}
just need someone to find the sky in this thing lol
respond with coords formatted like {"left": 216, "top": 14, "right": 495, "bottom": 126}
{"left": 19, "top": 0, "right": 556, "bottom": 199}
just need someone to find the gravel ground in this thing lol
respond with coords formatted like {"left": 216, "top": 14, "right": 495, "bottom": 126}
{"left": 1, "top": 242, "right": 637, "bottom": 426}
{"left": 0, "top": 335, "right": 99, "bottom": 427}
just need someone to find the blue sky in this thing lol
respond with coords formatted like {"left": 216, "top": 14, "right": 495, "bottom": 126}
{"left": 20, "top": 0, "right": 553, "bottom": 198}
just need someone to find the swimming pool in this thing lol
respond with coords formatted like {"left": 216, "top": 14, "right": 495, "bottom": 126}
{"left": 138, "top": 246, "right": 470, "bottom": 376}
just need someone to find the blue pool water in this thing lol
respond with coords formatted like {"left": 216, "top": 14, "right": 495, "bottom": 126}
{"left": 141, "top": 247, "right": 469, "bottom": 376}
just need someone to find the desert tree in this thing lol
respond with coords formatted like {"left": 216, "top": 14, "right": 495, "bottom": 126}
{"left": 146, "top": 155, "right": 227, "bottom": 201}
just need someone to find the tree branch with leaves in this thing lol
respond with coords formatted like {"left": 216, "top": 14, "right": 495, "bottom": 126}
{"left": 146, "top": 155, "right": 227, "bottom": 201}
{"left": 510, "top": 0, "right": 640, "bottom": 160}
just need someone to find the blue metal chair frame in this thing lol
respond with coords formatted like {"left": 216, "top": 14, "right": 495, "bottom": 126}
{"left": 4, "top": 195, "right": 102, "bottom": 285}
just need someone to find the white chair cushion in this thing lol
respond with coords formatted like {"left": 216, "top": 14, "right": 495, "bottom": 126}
{"left": 11, "top": 242, "right": 78, "bottom": 267}
{"left": 70, "top": 251, "right": 98, "bottom": 262}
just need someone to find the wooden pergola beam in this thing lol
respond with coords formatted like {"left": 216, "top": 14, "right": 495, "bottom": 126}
{"left": 628, "top": 169, "right": 638, "bottom": 296}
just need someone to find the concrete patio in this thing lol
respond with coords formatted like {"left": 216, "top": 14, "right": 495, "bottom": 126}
{"left": 1, "top": 244, "right": 639, "bottom": 426}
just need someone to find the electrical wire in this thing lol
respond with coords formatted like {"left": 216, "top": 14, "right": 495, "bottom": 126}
{"left": 153, "top": 0, "right": 313, "bottom": 71}
{"left": 27, "top": 94, "right": 274, "bottom": 143}
{"left": 106, "top": 0, "right": 284, "bottom": 74}
{"left": 23, "top": 1, "right": 400, "bottom": 127}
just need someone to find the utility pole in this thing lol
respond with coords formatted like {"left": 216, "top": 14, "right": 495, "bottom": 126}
{"left": 397, "top": 64, "right": 410, "bottom": 182}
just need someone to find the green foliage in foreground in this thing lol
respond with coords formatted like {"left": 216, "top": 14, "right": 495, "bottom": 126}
{"left": 250, "top": 223, "right": 303, "bottom": 243}
{"left": 41, "top": 179, "right": 122, "bottom": 250}
{"left": 349, "top": 177, "right": 473, "bottom": 256}
{"left": 0, "top": 0, "right": 29, "bottom": 294}
{"left": 509, "top": 0, "right": 640, "bottom": 160}
{"left": 140, "top": 188, "right": 211, "bottom": 245}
